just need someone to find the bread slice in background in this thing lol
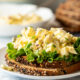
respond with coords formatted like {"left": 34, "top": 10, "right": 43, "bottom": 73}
{"left": 56, "top": 0, "right": 80, "bottom": 32}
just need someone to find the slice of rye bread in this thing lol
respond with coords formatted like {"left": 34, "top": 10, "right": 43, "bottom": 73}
{"left": 56, "top": 14, "right": 80, "bottom": 26}
{"left": 56, "top": 9, "right": 80, "bottom": 20}
{"left": 55, "top": 0, "right": 80, "bottom": 32}
{"left": 5, "top": 54, "right": 80, "bottom": 76}
{"left": 58, "top": 0, "right": 80, "bottom": 10}
{"left": 15, "top": 56, "right": 74, "bottom": 68}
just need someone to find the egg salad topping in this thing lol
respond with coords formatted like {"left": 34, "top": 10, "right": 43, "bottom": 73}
{"left": 0, "top": 14, "right": 42, "bottom": 25}
{"left": 6, "top": 27, "right": 80, "bottom": 63}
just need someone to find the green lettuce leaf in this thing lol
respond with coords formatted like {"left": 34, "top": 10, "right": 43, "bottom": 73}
{"left": 74, "top": 37, "right": 80, "bottom": 54}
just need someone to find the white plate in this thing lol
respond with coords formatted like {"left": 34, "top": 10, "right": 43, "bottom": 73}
{"left": 0, "top": 47, "right": 80, "bottom": 80}
{"left": 0, "top": 4, "right": 55, "bottom": 37}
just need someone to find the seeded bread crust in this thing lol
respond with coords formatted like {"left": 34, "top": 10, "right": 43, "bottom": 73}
{"left": 15, "top": 56, "right": 74, "bottom": 68}
{"left": 5, "top": 54, "right": 80, "bottom": 76}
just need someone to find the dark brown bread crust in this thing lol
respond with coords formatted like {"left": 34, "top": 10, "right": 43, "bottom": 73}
{"left": 15, "top": 56, "right": 76, "bottom": 68}
{"left": 5, "top": 54, "right": 80, "bottom": 76}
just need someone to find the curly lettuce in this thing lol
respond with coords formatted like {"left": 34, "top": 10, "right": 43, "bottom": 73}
{"left": 6, "top": 38, "right": 80, "bottom": 63}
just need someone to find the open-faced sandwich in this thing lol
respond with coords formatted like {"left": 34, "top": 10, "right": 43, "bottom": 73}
{"left": 5, "top": 27, "right": 80, "bottom": 76}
